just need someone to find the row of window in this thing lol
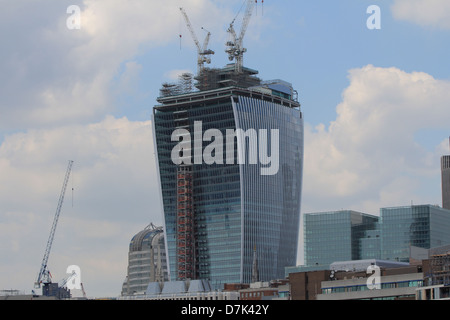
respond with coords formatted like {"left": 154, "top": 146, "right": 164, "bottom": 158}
{"left": 322, "top": 280, "right": 423, "bottom": 294}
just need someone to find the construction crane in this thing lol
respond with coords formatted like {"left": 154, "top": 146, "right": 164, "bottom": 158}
{"left": 180, "top": 7, "right": 215, "bottom": 75}
{"left": 80, "top": 283, "right": 87, "bottom": 299}
{"left": 59, "top": 270, "right": 76, "bottom": 289}
{"left": 34, "top": 160, "right": 74, "bottom": 290}
{"left": 225, "top": 0, "right": 256, "bottom": 73}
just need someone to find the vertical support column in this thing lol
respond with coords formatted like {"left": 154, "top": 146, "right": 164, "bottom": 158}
{"left": 176, "top": 165, "right": 196, "bottom": 280}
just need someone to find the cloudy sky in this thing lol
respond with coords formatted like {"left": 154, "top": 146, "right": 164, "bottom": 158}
{"left": 1, "top": 0, "right": 449, "bottom": 298}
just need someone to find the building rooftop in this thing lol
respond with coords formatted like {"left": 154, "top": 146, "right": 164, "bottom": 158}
{"left": 330, "top": 259, "right": 410, "bottom": 272}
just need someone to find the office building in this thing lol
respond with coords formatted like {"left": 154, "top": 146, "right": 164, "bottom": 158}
{"left": 442, "top": 154, "right": 450, "bottom": 210}
{"left": 317, "top": 263, "right": 423, "bottom": 300}
{"left": 153, "top": 65, "right": 304, "bottom": 288}
{"left": 302, "top": 210, "right": 379, "bottom": 267}
{"left": 288, "top": 260, "right": 422, "bottom": 300}
{"left": 380, "top": 205, "right": 450, "bottom": 262}
{"left": 292, "top": 204, "right": 450, "bottom": 274}
{"left": 121, "top": 224, "right": 168, "bottom": 296}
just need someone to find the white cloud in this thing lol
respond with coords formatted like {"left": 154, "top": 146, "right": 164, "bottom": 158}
{"left": 0, "top": 0, "right": 236, "bottom": 297}
{"left": 0, "top": 0, "right": 229, "bottom": 132}
{"left": 391, "top": 0, "right": 450, "bottom": 29}
{"left": 0, "top": 116, "right": 160, "bottom": 297}
{"left": 302, "top": 65, "right": 450, "bottom": 215}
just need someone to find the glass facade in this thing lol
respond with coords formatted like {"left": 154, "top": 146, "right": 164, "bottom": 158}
{"left": 380, "top": 205, "right": 450, "bottom": 262}
{"left": 303, "top": 211, "right": 379, "bottom": 267}
{"left": 153, "top": 87, "right": 303, "bottom": 288}
{"left": 301, "top": 205, "right": 450, "bottom": 270}
{"left": 442, "top": 156, "right": 450, "bottom": 210}
{"left": 233, "top": 96, "right": 303, "bottom": 283}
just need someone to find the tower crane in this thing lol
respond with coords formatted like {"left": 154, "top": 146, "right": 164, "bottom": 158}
{"left": 34, "top": 160, "right": 74, "bottom": 290}
{"left": 225, "top": 0, "right": 256, "bottom": 73}
{"left": 180, "top": 7, "right": 215, "bottom": 75}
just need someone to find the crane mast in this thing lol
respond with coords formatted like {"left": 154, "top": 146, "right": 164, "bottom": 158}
{"left": 34, "top": 160, "right": 74, "bottom": 289}
{"left": 180, "top": 7, "right": 215, "bottom": 75}
{"left": 226, "top": 0, "right": 256, "bottom": 73}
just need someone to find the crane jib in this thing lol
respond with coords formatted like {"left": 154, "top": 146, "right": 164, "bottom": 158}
{"left": 35, "top": 160, "right": 74, "bottom": 289}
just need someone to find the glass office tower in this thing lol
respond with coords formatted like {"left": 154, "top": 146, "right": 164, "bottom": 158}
{"left": 442, "top": 155, "right": 450, "bottom": 210}
{"left": 152, "top": 67, "right": 303, "bottom": 288}
{"left": 298, "top": 205, "right": 450, "bottom": 271}
{"left": 380, "top": 205, "right": 450, "bottom": 262}
{"left": 303, "top": 210, "right": 379, "bottom": 267}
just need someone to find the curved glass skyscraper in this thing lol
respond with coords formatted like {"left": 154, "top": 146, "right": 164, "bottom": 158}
{"left": 152, "top": 66, "right": 303, "bottom": 288}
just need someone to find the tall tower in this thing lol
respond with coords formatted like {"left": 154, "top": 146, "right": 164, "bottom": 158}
{"left": 442, "top": 137, "right": 450, "bottom": 210}
{"left": 152, "top": 66, "right": 303, "bottom": 288}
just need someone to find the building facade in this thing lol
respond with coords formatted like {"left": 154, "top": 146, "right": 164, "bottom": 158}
{"left": 302, "top": 210, "right": 379, "bottom": 267}
{"left": 380, "top": 205, "right": 450, "bottom": 262}
{"left": 442, "top": 155, "right": 450, "bottom": 210}
{"left": 153, "top": 66, "right": 304, "bottom": 288}
{"left": 317, "top": 265, "right": 423, "bottom": 300}
{"left": 295, "top": 205, "right": 450, "bottom": 272}
{"left": 121, "top": 224, "right": 168, "bottom": 296}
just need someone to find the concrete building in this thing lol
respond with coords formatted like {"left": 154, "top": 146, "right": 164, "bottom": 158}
{"left": 317, "top": 265, "right": 423, "bottom": 300}
{"left": 238, "top": 280, "right": 290, "bottom": 300}
{"left": 121, "top": 224, "right": 168, "bottom": 296}
{"left": 416, "top": 284, "right": 450, "bottom": 300}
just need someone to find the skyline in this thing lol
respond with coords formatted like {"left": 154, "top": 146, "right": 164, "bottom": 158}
{"left": 1, "top": 0, "right": 450, "bottom": 297}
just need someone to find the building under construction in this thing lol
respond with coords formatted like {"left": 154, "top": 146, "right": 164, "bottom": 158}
{"left": 152, "top": 0, "right": 304, "bottom": 289}
{"left": 159, "top": 65, "right": 262, "bottom": 98}
{"left": 424, "top": 244, "right": 450, "bottom": 287}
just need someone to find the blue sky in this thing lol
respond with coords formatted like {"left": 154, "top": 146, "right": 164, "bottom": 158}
{"left": 0, "top": 0, "right": 449, "bottom": 298}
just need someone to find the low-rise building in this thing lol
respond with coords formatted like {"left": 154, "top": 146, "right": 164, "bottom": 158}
{"left": 289, "top": 260, "right": 423, "bottom": 300}
{"left": 238, "top": 280, "right": 289, "bottom": 300}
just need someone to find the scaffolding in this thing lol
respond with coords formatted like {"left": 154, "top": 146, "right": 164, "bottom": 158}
{"left": 176, "top": 166, "right": 196, "bottom": 280}
{"left": 429, "top": 251, "right": 450, "bottom": 286}
{"left": 194, "top": 65, "right": 261, "bottom": 92}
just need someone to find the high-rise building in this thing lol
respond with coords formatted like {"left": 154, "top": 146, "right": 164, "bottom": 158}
{"left": 442, "top": 142, "right": 450, "bottom": 209}
{"left": 121, "top": 224, "right": 168, "bottom": 296}
{"left": 152, "top": 66, "right": 304, "bottom": 288}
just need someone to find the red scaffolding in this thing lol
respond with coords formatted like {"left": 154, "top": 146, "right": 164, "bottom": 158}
{"left": 176, "top": 166, "right": 196, "bottom": 280}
